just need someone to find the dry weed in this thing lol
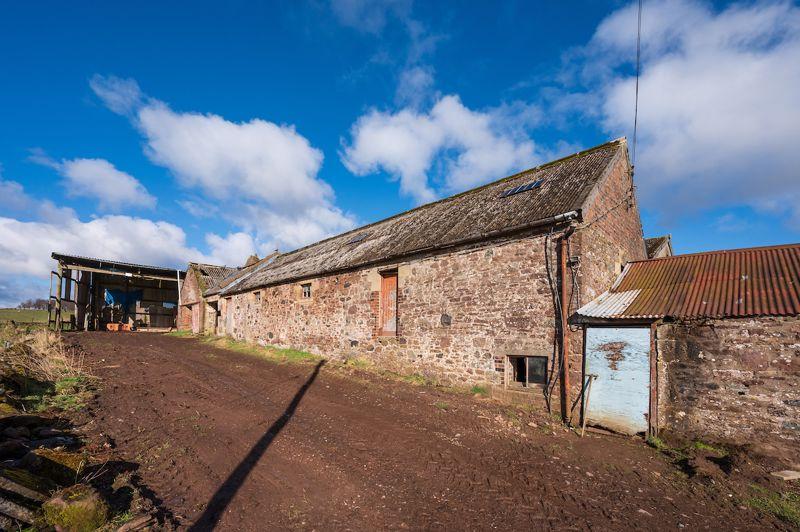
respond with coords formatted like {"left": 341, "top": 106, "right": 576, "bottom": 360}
{"left": 2, "top": 328, "right": 87, "bottom": 383}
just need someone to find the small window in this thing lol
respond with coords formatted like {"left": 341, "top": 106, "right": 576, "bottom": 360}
{"left": 500, "top": 179, "right": 543, "bottom": 198}
{"left": 253, "top": 291, "right": 261, "bottom": 303}
{"left": 301, "top": 283, "right": 312, "bottom": 299}
{"left": 507, "top": 355, "right": 547, "bottom": 388}
{"left": 347, "top": 233, "right": 369, "bottom": 245}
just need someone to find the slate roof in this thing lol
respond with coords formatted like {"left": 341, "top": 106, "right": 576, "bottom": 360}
{"left": 189, "top": 263, "right": 240, "bottom": 294}
{"left": 204, "top": 251, "right": 283, "bottom": 296}
{"left": 575, "top": 243, "right": 800, "bottom": 321}
{"left": 645, "top": 235, "right": 672, "bottom": 258}
{"left": 221, "top": 138, "right": 628, "bottom": 295}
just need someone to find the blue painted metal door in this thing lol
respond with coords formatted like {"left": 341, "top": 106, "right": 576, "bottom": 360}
{"left": 585, "top": 327, "right": 650, "bottom": 435}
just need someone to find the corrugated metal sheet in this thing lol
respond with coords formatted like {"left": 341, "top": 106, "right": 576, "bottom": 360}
{"left": 576, "top": 290, "right": 641, "bottom": 319}
{"left": 52, "top": 252, "right": 185, "bottom": 277}
{"left": 577, "top": 243, "right": 800, "bottom": 320}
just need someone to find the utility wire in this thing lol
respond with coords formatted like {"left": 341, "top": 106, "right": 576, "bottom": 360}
{"left": 632, "top": 0, "right": 643, "bottom": 169}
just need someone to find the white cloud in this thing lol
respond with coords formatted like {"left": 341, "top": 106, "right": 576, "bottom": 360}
{"left": 0, "top": 214, "right": 197, "bottom": 279}
{"left": 136, "top": 103, "right": 326, "bottom": 210}
{"left": 90, "top": 75, "right": 357, "bottom": 251}
{"left": 0, "top": 177, "right": 263, "bottom": 308}
{"left": 395, "top": 65, "right": 435, "bottom": 107}
{"left": 342, "top": 95, "right": 541, "bottom": 202}
{"left": 204, "top": 232, "right": 258, "bottom": 266}
{"left": 0, "top": 177, "right": 32, "bottom": 212}
{"left": 330, "top": 0, "right": 411, "bottom": 34}
{"left": 578, "top": 0, "right": 800, "bottom": 225}
{"left": 0, "top": 208, "right": 260, "bottom": 283}
{"left": 176, "top": 198, "right": 218, "bottom": 219}
{"left": 0, "top": 275, "right": 47, "bottom": 309}
{"left": 31, "top": 152, "right": 156, "bottom": 211}
{"left": 89, "top": 74, "right": 143, "bottom": 116}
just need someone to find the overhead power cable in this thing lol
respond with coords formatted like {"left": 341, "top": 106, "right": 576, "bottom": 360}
{"left": 632, "top": 0, "right": 643, "bottom": 169}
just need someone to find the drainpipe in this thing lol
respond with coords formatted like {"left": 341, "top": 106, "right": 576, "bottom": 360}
{"left": 559, "top": 227, "right": 575, "bottom": 423}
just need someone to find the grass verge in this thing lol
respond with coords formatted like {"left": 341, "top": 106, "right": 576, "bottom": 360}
{"left": 184, "top": 333, "right": 321, "bottom": 364}
{"left": 647, "top": 436, "right": 729, "bottom": 460}
{"left": 170, "top": 333, "right": 498, "bottom": 401}
{"left": 166, "top": 329, "right": 194, "bottom": 338}
{"left": 471, "top": 385, "right": 489, "bottom": 397}
{"left": 0, "top": 323, "right": 94, "bottom": 412}
{"left": 747, "top": 485, "right": 800, "bottom": 527}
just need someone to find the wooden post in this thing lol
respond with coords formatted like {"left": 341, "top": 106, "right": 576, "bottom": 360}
{"left": 559, "top": 234, "right": 571, "bottom": 422}
{"left": 581, "top": 374, "right": 597, "bottom": 437}
{"left": 55, "top": 263, "right": 63, "bottom": 331}
{"left": 648, "top": 321, "right": 660, "bottom": 437}
{"left": 92, "top": 272, "right": 99, "bottom": 330}
{"left": 75, "top": 271, "right": 89, "bottom": 330}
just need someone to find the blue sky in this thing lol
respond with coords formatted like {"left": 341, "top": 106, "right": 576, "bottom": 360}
{"left": 1, "top": 0, "right": 799, "bottom": 306}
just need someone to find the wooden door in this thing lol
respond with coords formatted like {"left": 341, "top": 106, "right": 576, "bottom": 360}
{"left": 380, "top": 273, "right": 397, "bottom": 335}
{"left": 585, "top": 327, "right": 650, "bottom": 435}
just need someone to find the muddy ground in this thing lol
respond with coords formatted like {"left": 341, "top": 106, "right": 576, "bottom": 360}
{"left": 66, "top": 333, "right": 791, "bottom": 530}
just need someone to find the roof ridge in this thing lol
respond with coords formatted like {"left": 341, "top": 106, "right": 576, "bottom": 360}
{"left": 190, "top": 262, "right": 237, "bottom": 269}
{"left": 52, "top": 252, "right": 184, "bottom": 274}
{"left": 268, "top": 138, "right": 627, "bottom": 263}
{"left": 629, "top": 242, "right": 800, "bottom": 265}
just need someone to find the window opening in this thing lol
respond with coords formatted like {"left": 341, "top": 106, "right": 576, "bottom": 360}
{"left": 347, "top": 233, "right": 369, "bottom": 245}
{"left": 508, "top": 355, "right": 547, "bottom": 387}
{"left": 500, "top": 179, "right": 544, "bottom": 198}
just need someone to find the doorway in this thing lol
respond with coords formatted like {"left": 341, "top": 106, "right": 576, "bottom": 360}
{"left": 584, "top": 327, "right": 650, "bottom": 435}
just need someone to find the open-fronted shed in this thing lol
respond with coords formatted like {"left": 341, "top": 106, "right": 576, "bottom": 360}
{"left": 50, "top": 252, "right": 185, "bottom": 331}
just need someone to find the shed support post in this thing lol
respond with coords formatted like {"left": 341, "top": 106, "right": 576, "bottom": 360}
{"left": 55, "top": 263, "right": 63, "bottom": 331}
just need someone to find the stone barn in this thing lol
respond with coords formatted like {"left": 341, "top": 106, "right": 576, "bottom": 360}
{"left": 178, "top": 263, "right": 240, "bottom": 334}
{"left": 183, "top": 138, "right": 648, "bottom": 418}
{"left": 574, "top": 243, "right": 800, "bottom": 450}
{"left": 178, "top": 252, "right": 280, "bottom": 334}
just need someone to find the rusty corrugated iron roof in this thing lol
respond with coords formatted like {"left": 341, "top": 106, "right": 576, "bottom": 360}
{"left": 576, "top": 243, "right": 800, "bottom": 320}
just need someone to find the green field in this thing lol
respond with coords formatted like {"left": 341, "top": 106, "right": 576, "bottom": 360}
{"left": 0, "top": 308, "right": 50, "bottom": 323}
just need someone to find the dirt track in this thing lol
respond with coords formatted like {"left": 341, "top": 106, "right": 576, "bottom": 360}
{"left": 68, "top": 333, "right": 784, "bottom": 531}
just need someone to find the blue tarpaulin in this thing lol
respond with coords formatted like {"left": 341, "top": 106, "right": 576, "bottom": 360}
{"left": 104, "top": 289, "right": 143, "bottom": 310}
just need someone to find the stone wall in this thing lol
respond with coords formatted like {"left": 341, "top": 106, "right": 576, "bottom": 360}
{"left": 657, "top": 317, "right": 800, "bottom": 449}
{"left": 574, "top": 151, "right": 647, "bottom": 304}
{"left": 226, "top": 233, "right": 561, "bottom": 386}
{"left": 204, "top": 299, "right": 219, "bottom": 335}
{"left": 217, "top": 150, "right": 646, "bottom": 395}
{"left": 568, "top": 151, "right": 647, "bottom": 409}
{"left": 177, "top": 267, "right": 202, "bottom": 332}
